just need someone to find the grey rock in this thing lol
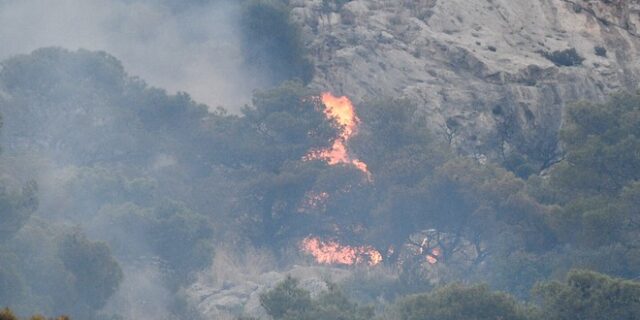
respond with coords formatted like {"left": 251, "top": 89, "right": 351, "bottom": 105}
{"left": 295, "top": 0, "right": 640, "bottom": 163}
{"left": 186, "top": 265, "right": 350, "bottom": 319}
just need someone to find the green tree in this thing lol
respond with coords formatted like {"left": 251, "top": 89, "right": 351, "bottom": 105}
{"left": 57, "top": 232, "right": 123, "bottom": 311}
{"left": 260, "top": 276, "right": 313, "bottom": 319}
{"left": 260, "top": 277, "right": 373, "bottom": 320}
{"left": 541, "top": 92, "right": 640, "bottom": 278}
{"left": 98, "top": 201, "right": 214, "bottom": 288}
{"left": 217, "top": 81, "right": 336, "bottom": 171}
{"left": 552, "top": 92, "right": 640, "bottom": 197}
{"left": 534, "top": 270, "right": 640, "bottom": 320}
{"left": 395, "top": 284, "right": 535, "bottom": 320}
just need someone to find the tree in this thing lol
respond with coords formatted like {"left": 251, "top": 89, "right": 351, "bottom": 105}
{"left": 259, "top": 277, "right": 373, "bottom": 320}
{"left": 541, "top": 92, "right": 640, "bottom": 278}
{"left": 228, "top": 81, "right": 336, "bottom": 171}
{"left": 0, "top": 308, "right": 17, "bottom": 320}
{"left": 534, "top": 270, "right": 640, "bottom": 320}
{"left": 0, "top": 308, "right": 70, "bottom": 320}
{"left": 260, "top": 276, "right": 313, "bottom": 319}
{"left": 57, "top": 232, "right": 123, "bottom": 311}
{"left": 552, "top": 92, "right": 640, "bottom": 197}
{"left": 395, "top": 283, "right": 534, "bottom": 320}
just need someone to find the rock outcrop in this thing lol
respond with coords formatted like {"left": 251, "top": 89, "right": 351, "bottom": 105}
{"left": 185, "top": 265, "right": 351, "bottom": 319}
{"left": 292, "top": 0, "right": 640, "bottom": 163}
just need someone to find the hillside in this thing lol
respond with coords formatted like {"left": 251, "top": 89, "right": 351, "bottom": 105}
{"left": 0, "top": 1, "right": 639, "bottom": 320}
{"left": 295, "top": 0, "right": 640, "bottom": 164}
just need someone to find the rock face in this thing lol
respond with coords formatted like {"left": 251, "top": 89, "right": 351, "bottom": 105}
{"left": 291, "top": 0, "right": 640, "bottom": 162}
{"left": 185, "top": 265, "right": 351, "bottom": 319}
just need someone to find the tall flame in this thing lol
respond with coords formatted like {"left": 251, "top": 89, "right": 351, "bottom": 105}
{"left": 301, "top": 237, "right": 383, "bottom": 266}
{"left": 305, "top": 93, "right": 371, "bottom": 178}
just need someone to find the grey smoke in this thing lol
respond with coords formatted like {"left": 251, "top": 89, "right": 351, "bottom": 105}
{"left": 0, "top": 0, "right": 267, "bottom": 110}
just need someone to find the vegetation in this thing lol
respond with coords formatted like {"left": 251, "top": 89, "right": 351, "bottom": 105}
{"left": 534, "top": 270, "right": 640, "bottom": 320}
{"left": 0, "top": 40, "right": 639, "bottom": 319}
{"left": 594, "top": 46, "right": 607, "bottom": 57}
{"left": 397, "top": 284, "right": 534, "bottom": 320}
{"left": 0, "top": 308, "right": 69, "bottom": 320}
{"left": 259, "top": 276, "right": 373, "bottom": 320}
{"left": 259, "top": 269, "right": 640, "bottom": 320}
{"left": 540, "top": 48, "right": 585, "bottom": 67}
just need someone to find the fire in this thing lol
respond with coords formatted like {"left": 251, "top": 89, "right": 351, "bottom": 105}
{"left": 298, "top": 93, "right": 379, "bottom": 267}
{"left": 301, "top": 237, "right": 383, "bottom": 266}
{"left": 321, "top": 92, "right": 358, "bottom": 139}
{"left": 426, "top": 247, "right": 441, "bottom": 265}
{"left": 305, "top": 92, "right": 371, "bottom": 178}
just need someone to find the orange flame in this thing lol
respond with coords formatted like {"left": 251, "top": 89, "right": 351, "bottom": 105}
{"left": 305, "top": 93, "right": 371, "bottom": 178}
{"left": 426, "top": 247, "right": 441, "bottom": 265}
{"left": 301, "top": 237, "right": 383, "bottom": 266}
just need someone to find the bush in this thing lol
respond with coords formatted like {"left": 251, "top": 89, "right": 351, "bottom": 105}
{"left": 534, "top": 270, "right": 640, "bottom": 320}
{"left": 395, "top": 284, "right": 534, "bottom": 320}
{"left": 541, "top": 48, "right": 584, "bottom": 67}
{"left": 0, "top": 308, "right": 70, "bottom": 320}
{"left": 58, "top": 232, "right": 123, "bottom": 310}
{"left": 260, "top": 277, "right": 373, "bottom": 320}
{"left": 594, "top": 46, "right": 607, "bottom": 57}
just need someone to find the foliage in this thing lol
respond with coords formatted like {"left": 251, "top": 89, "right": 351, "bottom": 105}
{"left": 259, "top": 277, "right": 373, "bottom": 320}
{"left": 534, "top": 270, "right": 640, "bottom": 320}
{"left": 0, "top": 308, "right": 69, "bottom": 320}
{"left": 97, "top": 201, "right": 214, "bottom": 287}
{"left": 541, "top": 92, "right": 640, "bottom": 278}
{"left": 541, "top": 48, "right": 585, "bottom": 67}
{"left": 553, "top": 92, "right": 640, "bottom": 196}
{"left": 260, "top": 276, "right": 313, "bottom": 318}
{"left": 395, "top": 283, "right": 535, "bottom": 320}
{"left": 58, "top": 232, "right": 123, "bottom": 311}
{"left": 594, "top": 46, "right": 607, "bottom": 57}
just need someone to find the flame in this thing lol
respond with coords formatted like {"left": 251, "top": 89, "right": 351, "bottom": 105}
{"left": 426, "top": 247, "right": 441, "bottom": 265}
{"left": 305, "top": 93, "right": 371, "bottom": 178}
{"left": 301, "top": 237, "right": 383, "bottom": 266}
{"left": 321, "top": 92, "right": 358, "bottom": 140}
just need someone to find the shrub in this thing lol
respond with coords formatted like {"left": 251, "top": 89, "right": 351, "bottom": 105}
{"left": 540, "top": 48, "right": 585, "bottom": 67}
{"left": 594, "top": 46, "right": 607, "bottom": 57}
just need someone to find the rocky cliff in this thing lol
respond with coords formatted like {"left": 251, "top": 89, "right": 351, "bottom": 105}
{"left": 292, "top": 0, "right": 640, "bottom": 163}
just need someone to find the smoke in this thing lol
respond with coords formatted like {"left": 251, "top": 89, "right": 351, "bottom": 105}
{"left": 102, "top": 262, "right": 173, "bottom": 320}
{"left": 0, "top": 0, "right": 267, "bottom": 110}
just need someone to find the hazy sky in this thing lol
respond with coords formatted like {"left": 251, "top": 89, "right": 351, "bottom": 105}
{"left": 0, "top": 0, "right": 267, "bottom": 110}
